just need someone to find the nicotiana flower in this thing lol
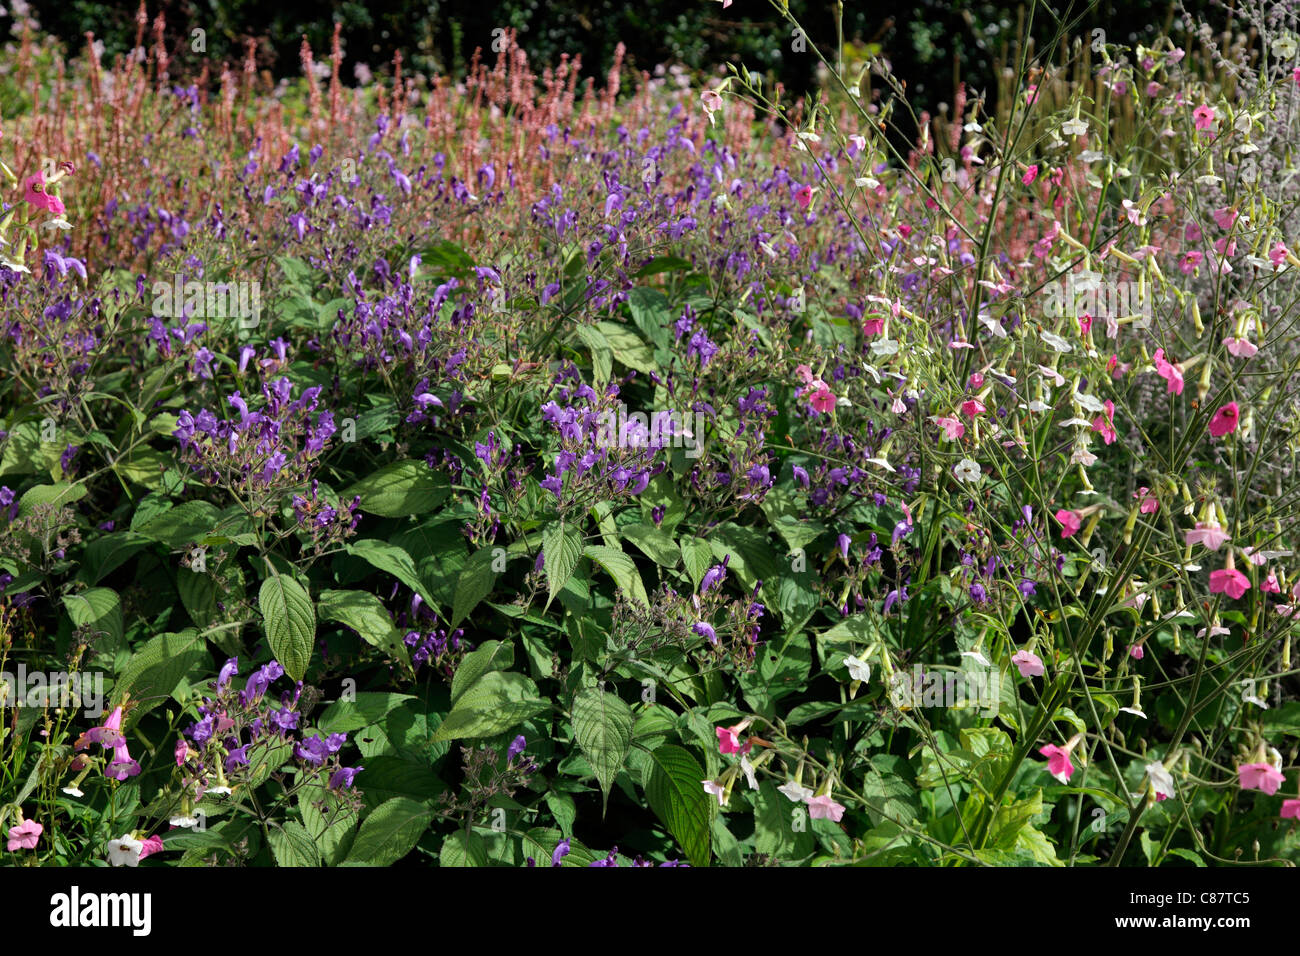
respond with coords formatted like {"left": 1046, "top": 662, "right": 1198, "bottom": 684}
{"left": 6, "top": 818, "right": 42, "bottom": 852}
{"left": 806, "top": 795, "right": 846, "bottom": 821}
{"left": 843, "top": 655, "right": 871, "bottom": 683}
{"left": 716, "top": 719, "right": 754, "bottom": 755}
{"left": 778, "top": 780, "right": 814, "bottom": 803}
{"left": 1054, "top": 509, "right": 1082, "bottom": 538}
{"left": 1209, "top": 567, "right": 1251, "bottom": 600}
{"left": 1238, "top": 762, "right": 1285, "bottom": 796}
{"left": 703, "top": 779, "right": 728, "bottom": 807}
{"left": 1039, "top": 740, "right": 1079, "bottom": 784}
{"left": 1208, "top": 402, "right": 1239, "bottom": 437}
{"left": 1146, "top": 761, "right": 1176, "bottom": 801}
{"left": 953, "top": 458, "right": 982, "bottom": 483}
{"left": 1185, "top": 521, "right": 1230, "bottom": 551}
{"left": 1011, "top": 649, "right": 1045, "bottom": 678}
{"left": 107, "top": 834, "right": 145, "bottom": 867}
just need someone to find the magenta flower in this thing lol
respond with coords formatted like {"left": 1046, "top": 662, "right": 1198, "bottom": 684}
{"left": 793, "top": 184, "right": 813, "bottom": 209}
{"left": 138, "top": 835, "right": 165, "bottom": 861}
{"left": 1208, "top": 402, "right": 1239, "bottom": 437}
{"left": 1054, "top": 509, "right": 1082, "bottom": 538}
{"left": 1152, "top": 348, "right": 1184, "bottom": 395}
{"left": 23, "top": 172, "right": 66, "bottom": 215}
{"left": 1192, "top": 104, "right": 1216, "bottom": 130}
{"left": 1238, "top": 762, "right": 1284, "bottom": 796}
{"left": 1038, "top": 744, "right": 1075, "bottom": 784}
{"left": 1209, "top": 567, "right": 1250, "bottom": 599}
{"left": 716, "top": 720, "right": 753, "bottom": 755}
{"left": 1281, "top": 799, "right": 1300, "bottom": 820}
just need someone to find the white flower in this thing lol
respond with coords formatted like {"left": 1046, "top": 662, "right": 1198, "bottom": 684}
{"left": 702, "top": 779, "right": 729, "bottom": 807}
{"left": 836, "top": 395, "right": 853, "bottom": 407}
{"left": 961, "top": 650, "right": 991, "bottom": 667}
{"left": 778, "top": 780, "right": 814, "bottom": 803}
{"left": 1040, "top": 330, "right": 1073, "bottom": 352}
{"left": 1073, "top": 392, "right": 1104, "bottom": 414}
{"left": 740, "top": 755, "right": 759, "bottom": 791}
{"left": 1273, "top": 34, "right": 1297, "bottom": 60}
{"left": 1061, "top": 117, "right": 1089, "bottom": 137}
{"left": 61, "top": 786, "right": 84, "bottom": 798}
{"left": 0, "top": 256, "right": 30, "bottom": 274}
{"left": 1026, "top": 400, "right": 1051, "bottom": 413}
{"left": 1146, "top": 761, "right": 1176, "bottom": 800}
{"left": 1078, "top": 150, "right": 1106, "bottom": 163}
{"left": 865, "top": 457, "right": 895, "bottom": 473}
{"left": 40, "top": 217, "right": 72, "bottom": 233}
{"left": 170, "top": 814, "right": 199, "bottom": 829}
{"left": 205, "top": 785, "right": 232, "bottom": 797}
{"left": 843, "top": 655, "right": 872, "bottom": 682}
{"left": 855, "top": 176, "right": 880, "bottom": 189}
{"left": 107, "top": 834, "right": 144, "bottom": 867}
{"left": 870, "top": 338, "right": 900, "bottom": 356}
{"left": 953, "top": 458, "right": 982, "bottom": 483}
{"left": 1119, "top": 705, "right": 1147, "bottom": 719}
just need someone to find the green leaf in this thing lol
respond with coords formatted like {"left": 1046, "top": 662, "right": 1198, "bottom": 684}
{"left": 440, "top": 830, "right": 489, "bottom": 867}
{"left": 644, "top": 744, "right": 712, "bottom": 867}
{"left": 317, "top": 693, "right": 416, "bottom": 734}
{"left": 342, "top": 460, "right": 450, "bottom": 518}
{"left": 584, "top": 544, "right": 649, "bottom": 607}
{"left": 431, "top": 671, "right": 548, "bottom": 742}
{"left": 342, "top": 797, "right": 434, "bottom": 866}
{"left": 595, "top": 321, "right": 657, "bottom": 373}
{"left": 450, "top": 546, "right": 500, "bottom": 626}
{"left": 754, "top": 780, "right": 814, "bottom": 861}
{"left": 681, "top": 536, "right": 713, "bottom": 589}
{"left": 575, "top": 324, "right": 612, "bottom": 384}
{"left": 451, "top": 640, "right": 515, "bottom": 704}
{"left": 115, "top": 629, "right": 209, "bottom": 722}
{"left": 258, "top": 575, "right": 315, "bottom": 681}
{"left": 346, "top": 539, "right": 437, "bottom": 609}
{"left": 17, "top": 482, "right": 87, "bottom": 516}
{"left": 621, "top": 522, "right": 680, "bottom": 567}
{"left": 62, "top": 588, "right": 123, "bottom": 645}
{"left": 268, "top": 821, "right": 322, "bottom": 867}
{"left": 77, "top": 531, "right": 151, "bottom": 586}
{"left": 543, "top": 522, "right": 583, "bottom": 609}
{"left": 317, "top": 589, "right": 408, "bottom": 661}
{"left": 570, "top": 687, "right": 634, "bottom": 810}
{"left": 135, "top": 499, "right": 222, "bottom": 548}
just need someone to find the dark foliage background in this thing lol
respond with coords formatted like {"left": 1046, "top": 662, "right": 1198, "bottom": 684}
{"left": 24, "top": 0, "right": 1215, "bottom": 111}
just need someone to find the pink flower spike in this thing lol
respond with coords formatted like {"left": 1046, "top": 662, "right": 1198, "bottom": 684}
{"left": 1054, "top": 509, "right": 1082, "bottom": 538}
{"left": 1209, "top": 568, "right": 1251, "bottom": 600}
{"left": 806, "top": 794, "right": 846, "bottom": 821}
{"left": 1011, "top": 649, "right": 1045, "bottom": 678}
{"left": 1039, "top": 744, "right": 1075, "bottom": 784}
{"left": 1208, "top": 402, "right": 1240, "bottom": 437}
{"left": 1238, "top": 762, "right": 1284, "bottom": 796}
{"left": 1281, "top": 799, "right": 1300, "bottom": 820}
{"left": 6, "top": 819, "right": 42, "bottom": 852}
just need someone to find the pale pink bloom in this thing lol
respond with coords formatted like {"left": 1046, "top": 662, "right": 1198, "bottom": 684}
{"left": 1011, "top": 649, "right": 1045, "bottom": 678}
{"left": 1223, "top": 337, "right": 1258, "bottom": 358}
{"left": 1055, "top": 509, "right": 1082, "bottom": 538}
{"left": 1269, "top": 241, "right": 1290, "bottom": 268}
{"left": 702, "top": 779, "right": 728, "bottom": 807}
{"left": 1208, "top": 402, "right": 1239, "bottom": 437}
{"left": 1209, "top": 567, "right": 1251, "bottom": 599}
{"left": 6, "top": 819, "right": 42, "bottom": 852}
{"left": 806, "top": 795, "right": 846, "bottom": 821}
{"left": 1261, "top": 572, "right": 1280, "bottom": 594}
{"left": 1129, "top": 644, "right": 1145, "bottom": 660}
{"left": 700, "top": 90, "right": 724, "bottom": 123}
{"left": 1152, "top": 348, "right": 1184, "bottom": 395}
{"left": 969, "top": 372, "right": 984, "bottom": 388}
{"left": 930, "top": 415, "right": 964, "bottom": 441}
{"left": 1238, "top": 762, "right": 1284, "bottom": 796}
{"left": 795, "top": 364, "right": 815, "bottom": 385}
{"left": 1122, "top": 199, "right": 1146, "bottom": 226}
{"left": 1039, "top": 744, "right": 1075, "bottom": 784}
{"left": 1091, "top": 399, "right": 1117, "bottom": 445}
{"left": 1193, "top": 104, "right": 1216, "bottom": 130}
{"left": 1184, "top": 522, "right": 1229, "bottom": 551}
{"left": 1179, "top": 251, "right": 1203, "bottom": 274}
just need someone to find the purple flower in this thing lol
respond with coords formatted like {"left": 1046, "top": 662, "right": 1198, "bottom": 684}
{"left": 216, "top": 657, "right": 239, "bottom": 691}
{"left": 700, "top": 555, "right": 730, "bottom": 593}
{"left": 692, "top": 622, "right": 718, "bottom": 644}
{"left": 507, "top": 735, "right": 527, "bottom": 765}
{"left": 329, "top": 766, "right": 363, "bottom": 790}
{"left": 551, "top": 839, "right": 571, "bottom": 867}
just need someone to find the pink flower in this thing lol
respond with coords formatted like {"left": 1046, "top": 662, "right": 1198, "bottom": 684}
{"left": 1091, "top": 399, "right": 1117, "bottom": 445}
{"left": 137, "top": 835, "right": 165, "bottom": 861}
{"left": 1179, "top": 251, "right": 1203, "bottom": 274}
{"left": 1281, "top": 799, "right": 1300, "bottom": 820}
{"left": 1129, "top": 644, "right": 1145, "bottom": 660}
{"left": 700, "top": 90, "right": 724, "bottom": 122}
{"left": 1022, "top": 164, "right": 1039, "bottom": 185}
{"left": 1209, "top": 568, "right": 1251, "bottom": 599}
{"left": 1011, "top": 649, "right": 1045, "bottom": 678}
{"left": 716, "top": 720, "right": 753, "bottom": 755}
{"left": 795, "top": 364, "right": 815, "bottom": 385}
{"left": 23, "top": 172, "right": 66, "bottom": 216}
{"left": 1152, "top": 348, "right": 1184, "bottom": 395}
{"left": 1212, "top": 206, "right": 1239, "bottom": 230}
{"left": 1184, "top": 522, "right": 1229, "bottom": 551}
{"left": 1223, "top": 337, "right": 1257, "bottom": 358}
{"left": 1054, "top": 509, "right": 1082, "bottom": 538}
{"left": 1262, "top": 572, "right": 1280, "bottom": 594}
{"left": 6, "top": 819, "right": 42, "bottom": 852}
{"left": 862, "top": 316, "right": 885, "bottom": 336}
{"left": 1039, "top": 744, "right": 1075, "bottom": 784}
{"left": 805, "top": 382, "right": 837, "bottom": 415}
{"left": 1238, "top": 762, "right": 1284, "bottom": 796}
{"left": 1208, "top": 402, "right": 1239, "bottom": 437}
{"left": 1193, "top": 104, "right": 1216, "bottom": 130}
{"left": 793, "top": 184, "right": 814, "bottom": 209}
{"left": 1133, "top": 488, "right": 1158, "bottom": 514}
{"left": 960, "top": 398, "right": 986, "bottom": 418}
{"left": 806, "top": 795, "right": 846, "bottom": 821}
{"left": 930, "top": 415, "right": 964, "bottom": 441}
{"left": 1269, "top": 242, "right": 1289, "bottom": 268}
